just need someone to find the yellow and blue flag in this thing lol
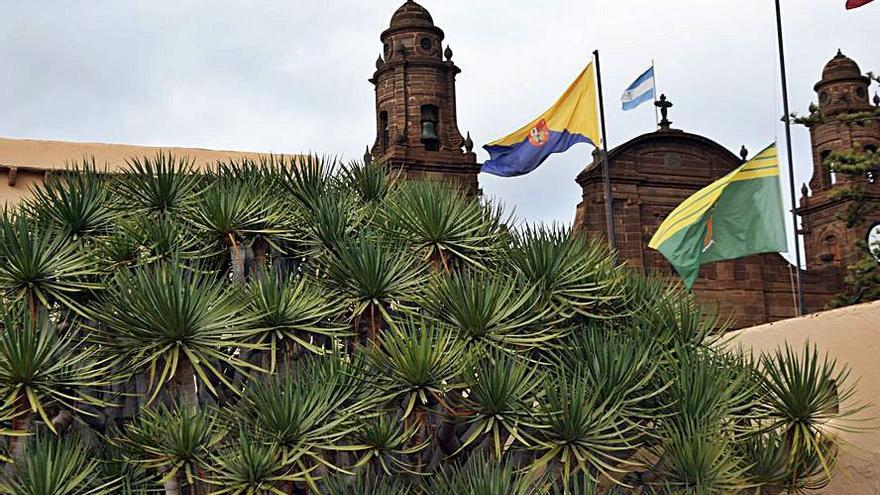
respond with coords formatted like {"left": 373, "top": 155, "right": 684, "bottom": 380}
{"left": 482, "top": 63, "right": 601, "bottom": 177}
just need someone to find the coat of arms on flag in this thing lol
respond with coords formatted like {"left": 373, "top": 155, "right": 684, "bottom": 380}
{"left": 528, "top": 120, "right": 550, "bottom": 148}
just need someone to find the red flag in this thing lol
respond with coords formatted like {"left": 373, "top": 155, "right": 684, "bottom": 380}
{"left": 847, "top": 0, "right": 874, "bottom": 9}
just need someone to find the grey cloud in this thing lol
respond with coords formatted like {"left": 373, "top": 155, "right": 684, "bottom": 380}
{"left": 0, "top": 0, "right": 876, "bottom": 241}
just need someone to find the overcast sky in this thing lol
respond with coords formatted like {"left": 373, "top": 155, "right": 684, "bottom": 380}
{"left": 1, "top": 1, "right": 876, "bottom": 242}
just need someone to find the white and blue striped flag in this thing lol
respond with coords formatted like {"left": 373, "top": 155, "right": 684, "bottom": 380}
{"left": 621, "top": 67, "right": 656, "bottom": 111}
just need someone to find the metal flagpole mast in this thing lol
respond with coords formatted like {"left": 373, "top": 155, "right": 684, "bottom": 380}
{"left": 593, "top": 50, "right": 618, "bottom": 255}
{"left": 774, "top": 0, "right": 806, "bottom": 315}
{"left": 652, "top": 59, "right": 660, "bottom": 127}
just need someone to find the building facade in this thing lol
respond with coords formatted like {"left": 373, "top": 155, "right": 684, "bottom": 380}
{"left": 574, "top": 51, "right": 878, "bottom": 328}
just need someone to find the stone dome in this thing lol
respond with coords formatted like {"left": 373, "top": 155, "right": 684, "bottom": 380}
{"left": 821, "top": 50, "right": 863, "bottom": 83}
{"left": 389, "top": 1, "right": 434, "bottom": 29}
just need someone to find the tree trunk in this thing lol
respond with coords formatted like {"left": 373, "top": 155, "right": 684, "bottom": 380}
{"left": 163, "top": 475, "right": 181, "bottom": 495}
{"left": 281, "top": 340, "right": 303, "bottom": 374}
{"left": 170, "top": 354, "right": 198, "bottom": 409}
{"left": 168, "top": 356, "right": 203, "bottom": 494}
{"left": 8, "top": 394, "right": 31, "bottom": 467}
{"left": 51, "top": 410, "right": 74, "bottom": 432}
{"left": 409, "top": 408, "right": 428, "bottom": 474}
{"left": 430, "top": 249, "right": 450, "bottom": 273}
{"left": 193, "top": 466, "right": 210, "bottom": 495}
{"left": 228, "top": 234, "right": 245, "bottom": 283}
{"left": 249, "top": 237, "right": 269, "bottom": 279}
{"left": 227, "top": 348, "right": 258, "bottom": 405}
{"left": 27, "top": 289, "right": 38, "bottom": 327}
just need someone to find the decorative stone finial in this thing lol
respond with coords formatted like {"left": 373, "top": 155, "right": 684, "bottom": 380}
{"left": 655, "top": 94, "right": 673, "bottom": 130}
{"left": 464, "top": 132, "right": 473, "bottom": 152}
{"left": 740, "top": 145, "right": 749, "bottom": 161}
{"left": 376, "top": 54, "right": 384, "bottom": 69}
{"left": 444, "top": 45, "right": 453, "bottom": 62}
{"left": 364, "top": 146, "right": 372, "bottom": 165}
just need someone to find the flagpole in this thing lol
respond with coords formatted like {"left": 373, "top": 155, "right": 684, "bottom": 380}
{"left": 652, "top": 59, "right": 660, "bottom": 127}
{"left": 774, "top": 0, "right": 806, "bottom": 315}
{"left": 593, "top": 50, "right": 618, "bottom": 255}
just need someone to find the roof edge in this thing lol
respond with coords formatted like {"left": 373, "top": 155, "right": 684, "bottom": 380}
{"left": 0, "top": 136, "right": 299, "bottom": 173}
{"left": 576, "top": 129, "right": 742, "bottom": 183}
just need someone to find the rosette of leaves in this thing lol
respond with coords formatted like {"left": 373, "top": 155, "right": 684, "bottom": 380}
{"left": 0, "top": 212, "right": 103, "bottom": 317}
{"left": 557, "top": 324, "right": 668, "bottom": 418}
{"left": 632, "top": 284, "right": 725, "bottom": 350}
{"left": 341, "top": 159, "right": 400, "bottom": 207}
{"left": 379, "top": 181, "right": 507, "bottom": 271}
{"left": 657, "top": 349, "right": 762, "bottom": 437}
{"left": 530, "top": 368, "right": 641, "bottom": 483}
{"left": 454, "top": 351, "right": 543, "bottom": 458}
{"left": 759, "top": 344, "right": 868, "bottom": 475}
{"left": 95, "top": 261, "right": 263, "bottom": 405}
{"left": 115, "top": 403, "right": 225, "bottom": 494}
{"left": 430, "top": 454, "right": 539, "bottom": 495}
{"left": 322, "top": 474, "right": 414, "bottom": 495}
{"left": 351, "top": 412, "right": 427, "bottom": 477}
{"left": 736, "top": 428, "right": 833, "bottom": 493}
{"left": 0, "top": 433, "right": 120, "bottom": 495}
{"left": 278, "top": 155, "right": 339, "bottom": 213}
{"left": 113, "top": 153, "right": 203, "bottom": 218}
{"left": 648, "top": 419, "right": 751, "bottom": 494}
{"left": 187, "top": 172, "right": 289, "bottom": 280}
{"left": 25, "top": 161, "right": 118, "bottom": 241}
{"left": 0, "top": 304, "right": 117, "bottom": 460}
{"left": 322, "top": 235, "right": 428, "bottom": 341}
{"left": 421, "top": 269, "right": 556, "bottom": 351}
{"left": 296, "top": 192, "right": 366, "bottom": 261}
{"left": 508, "top": 226, "right": 622, "bottom": 320}
{"left": 205, "top": 432, "right": 304, "bottom": 495}
{"left": 246, "top": 272, "right": 348, "bottom": 371}
{"left": 365, "top": 320, "right": 465, "bottom": 420}
{"left": 234, "top": 364, "right": 364, "bottom": 490}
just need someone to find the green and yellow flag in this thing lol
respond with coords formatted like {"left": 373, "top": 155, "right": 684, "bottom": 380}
{"left": 649, "top": 143, "right": 788, "bottom": 289}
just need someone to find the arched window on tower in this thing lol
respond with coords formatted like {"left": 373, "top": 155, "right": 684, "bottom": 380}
{"left": 379, "top": 111, "right": 389, "bottom": 152}
{"left": 420, "top": 105, "right": 440, "bottom": 151}
{"left": 820, "top": 150, "right": 835, "bottom": 186}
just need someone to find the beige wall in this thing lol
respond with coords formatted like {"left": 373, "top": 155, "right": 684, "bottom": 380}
{"left": 0, "top": 136, "right": 296, "bottom": 205}
{"left": 0, "top": 168, "right": 46, "bottom": 205}
{"left": 727, "top": 301, "right": 880, "bottom": 495}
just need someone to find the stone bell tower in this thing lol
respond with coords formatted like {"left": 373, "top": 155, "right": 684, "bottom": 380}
{"left": 799, "top": 51, "right": 880, "bottom": 270}
{"left": 369, "top": 0, "right": 480, "bottom": 194}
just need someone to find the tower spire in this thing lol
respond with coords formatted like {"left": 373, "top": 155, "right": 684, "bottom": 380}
{"left": 369, "top": 1, "right": 480, "bottom": 194}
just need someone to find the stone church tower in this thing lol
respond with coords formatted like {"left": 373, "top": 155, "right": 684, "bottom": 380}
{"left": 369, "top": 1, "right": 480, "bottom": 194}
{"left": 799, "top": 51, "right": 880, "bottom": 270}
